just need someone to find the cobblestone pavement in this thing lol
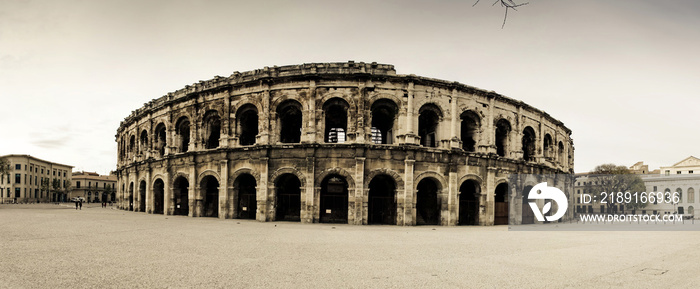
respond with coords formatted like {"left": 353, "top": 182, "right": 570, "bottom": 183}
{"left": 1, "top": 204, "right": 698, "bottom": 288}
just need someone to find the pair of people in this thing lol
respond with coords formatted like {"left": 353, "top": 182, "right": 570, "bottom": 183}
{"left": 74, "top": 200, "right": 82, "bottom": 210}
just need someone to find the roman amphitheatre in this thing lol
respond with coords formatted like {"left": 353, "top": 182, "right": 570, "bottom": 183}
{"left": 115, "top": 61, "right": 573, "bottom": 225}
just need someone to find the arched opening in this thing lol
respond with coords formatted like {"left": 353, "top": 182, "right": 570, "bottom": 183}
{"left": 543, "top": 134, "right": 552, "bottom": 160}
{"left": 140, "top": 130, "right": 148, "bottom": 155}
{"left": 495, "top": 119, "right": 511, "bottom": 157}
{"left": 676, "top": 188, "right": 683, "bottom": 204}
{"left": 237, "top": 104, "right": 259, "bottom": 146}
{"left": 688, "top": 188, "right": 695, "bottom": 203}
{"left": 460, "top": 111, "right": 480, "bottom": 152}
{"left": 234, "top": 174, "right": 257, "bottom": 219}
{"left": 201, "top": 175, "right": 219, "bottom": 218}
{"left": 689, "top": 206, "right": 695, "bottom": 218}
{"left": 320, "top": 175, "right": 348, "bottom": 223}
{"left": 323, "top": 98, "right": 349, "bottom": 143}
{"left": 368, "top": 175, "right": 396, "bottom": 225}
{"left": 416, "top": 178, "right": 440, "bottom": 225}
{"left": 129, "top": 135, "right": 136, "bottom": 157}
{"left": 153, "top": 179, "right": 164, "bottom": 214}
{"left": 458, "top": 180, "right": 479, "bottom": 225}
{"left": 275, "top": 173, "right": 301, "bottom": 221}
{"left": 128, "top": 182, "right": 134, "bottom": 211}
{"left": 138, "top": 180, "right": 146, "bottom": 212}
{"left": 558, "top": 141, "right": 565, "bottom": 164}
{"left": 154, "top": 123, "right": 167, "bottom": 157}
{"left": 521, "top": 185, "right": 535, "bottom": 224}
{"left": 277, "top": 100, "right": 302, "bottom": 143}
{"left": 176, "top": 117, "right": 191, "bottom": 153}
{"left": 370, "top": 99, "right": 397, "bottom": 144}
{"left": 522, "top": 126, "right": 536, "bottom": 162}
{"left": 173, "top": 176, "right": 189, "bottom": 216}
{"left": 494, "top": 183, "right": 509, "bottom": 225}
{"left": 203, "top": 111, "right": 221, "bottom": 149}
{"left": 418, "top": 104, "right": 441, "bottom": 148}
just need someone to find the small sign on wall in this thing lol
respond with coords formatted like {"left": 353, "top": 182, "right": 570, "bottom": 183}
{"left": 325, "top": 209, "right": 332, "bottom": 214}
{"left": 242, "top": 207, "right": 247, "bottom": 211}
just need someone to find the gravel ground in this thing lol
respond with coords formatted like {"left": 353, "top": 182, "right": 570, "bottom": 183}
{"left": 1, "top": 203, "right": 699, "bottom": 288}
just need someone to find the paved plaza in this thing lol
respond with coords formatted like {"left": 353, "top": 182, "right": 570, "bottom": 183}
{"left": 1, "top": 204, "right": 699, "bottom": 288}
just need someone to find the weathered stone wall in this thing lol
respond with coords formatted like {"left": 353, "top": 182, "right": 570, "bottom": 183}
{"left": 115, "top": 62, "right": 573, "bottom": 225}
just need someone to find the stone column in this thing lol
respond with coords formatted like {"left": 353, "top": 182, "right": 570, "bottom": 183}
{"left": 302, "top": 157, "right": 315, "bottom": 223}
{"left": 145, "top": 167, "right": 152, "bottom": 213}
{"left": 450, "top": 89, "right": 461, "bottom": 149}
{"left": 188, "top": 159, "right": 197, "bottom": 217}
{"left": 402, "top": 158, "right": 415, "bottom": 226}
{"left": 354, "top": 157, "right": 365, "bottom": 225}
{"left": 305, "top": 80, "right": 317, "bottom": 143}
{"left": 219, "top": 160, "right": 228, "bottom": 219}
{"left": 447, "top": 171, "right": 458, "bottom": 225}
{"left": 257, "top": 157, "right": 270, "bottom": 222}
{"left": 258, "top": 86, "right": 271, "bottom": 144}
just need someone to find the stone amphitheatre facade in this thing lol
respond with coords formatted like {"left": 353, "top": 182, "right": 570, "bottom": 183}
{"left": 115, "top": 62, "right": 573, "bottom": 226}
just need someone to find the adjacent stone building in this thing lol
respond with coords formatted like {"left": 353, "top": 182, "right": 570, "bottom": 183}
{"left": 71, "top": 171, "right": 117, "bottom": 203}
{"left": 115, "top": 62, "right": 574, "bottom": 225}
{"left": 0, "top": 154, "right": 73, "bottom": 203}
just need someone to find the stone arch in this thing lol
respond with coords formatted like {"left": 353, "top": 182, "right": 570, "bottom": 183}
{"left": 543, "top": 133, "right": 553, "bottom": 160}
{"left": 153, "top": 122, "right": 167, "bottom": 157}
{"left": 414, "top": 171, "right": 447, "bottom": 191}
{"left": 315, "top": 167, "right": 355, "bottom": 190}
{"left": 230, "top": 168, "right": 261, "bottom": 186}
{"left": 276, "top": 99, "right": 303, "bottom": 143}
{"left": 458, "top": 178, "right": 480, "bottom": 225}
{"left": 318, "top": 91, "right": 357, "bottom": 111}
{"left": 274, "top": 172, "right": 303, "bottom": 222}
{"left": 370, "top": 98, "right": 399, "bottom": 145}
{"left": 200, "top": 174, "right": 220, "bottom": 218}
{"left": 234, "top": 103, "right": 259, "bottom": 146}
{"left": 460, "top": 110, "right": 481, "bottom": 152}
{"left": 175, "top": 116, "right": 191, "bottom": 153}
{"left": 494, "top": 118, "right": 512, "bottom": 157}
{"left": 232, "top": 170, "right": 258, "bottom": 220}
{"left": 368, "top": 93, "right": 403, "bottom": 111}
{"left": 522, "top": 126, "right": 537, "bottom": 162}
{"left": 138, "top": 178, "right": 147, "bottom": 212}
{"left": 418, "top": 103, "right": 443, "bottom": 148}
{"left": 366, "top": 168, "right": 404, "bottom": 192}
{"left": 151, "top": 174, "right": 166, "bottom": 215}
{"left": 202, "top": 110, "right": 222, "bottom": 149}
{"left": 197, "top": 170, "right": 221, "bottom": 186}
{"left": 322, "top": 97, "right": 350, "bottom": 143}
{"left": 270, "top": 167, "right": 306, "bottom": 188}
{"left": 367, "top": 173, "right": 399, "bottom": 225}
{"left": 172, "top": 172, "right": 190, "bottom": 216}
{"left": 414, "top": 174, "right": 444, "bottom": 226}
{"left": 271, "top": 92, "right": 307, "bottom": 111}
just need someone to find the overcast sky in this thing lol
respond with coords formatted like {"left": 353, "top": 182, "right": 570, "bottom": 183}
{"left": 1, "top": 0, "right": 699, "bottom": 175}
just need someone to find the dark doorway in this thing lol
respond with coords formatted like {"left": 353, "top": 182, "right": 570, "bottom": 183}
{"left": 201, "top": 176, "right": 219, "bottom": 218}
{"left": 459, "top": 180, "right": 479, "bottom": 225}
{"left": 416, "top": 178, "right": 440, "bottom": 225}
{"left": 495, "top": 119, "right": 511, "bottom": 157}
{"left": 494, "top": 183, "right": 509, "bottom": 225}
{"left": 138, "top": 180, "right": 146, "bottom": 212}
{"left": 277, "top": 101, "right": 302, "bottom": 143}
{"left": 173, "top": 177, "right": 189, "bottom": 216}
{"left": 153, "top": 179, "right": 164, "bottom": 214}
{"left": 521, "top": 185, "right": 535, "bottom": 224}
{"left": 460, "top": 111, "right": 480, "bottom": 152}
{"left": 370, "top": 99, "right": 397, "bottom": 144}
{"left": 235, "top": 174, "right": 257, "bottom": 219}
{"left": 320, "top": 175, "right": 348, "bottom": 223}
{"left": 418, "top": 105, "right": 440, "bottom": 147}
{"left": 237, "top": 105, "right": 259, "bottom": 146}
{"left": 368, "top": 175, "right": 396, "bottom": 225}
{"left": 522, "top": 126, "right": 536, "bottom": 162}
{"left": 275, "top": 174, "right": 301, "bottom": 221}
{"left": 128, "top": 182, "right": 134, "bottom": 211}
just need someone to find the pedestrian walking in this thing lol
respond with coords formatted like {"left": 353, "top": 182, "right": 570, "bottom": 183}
{"left": 79, "top": 200, "right": 82, "bottom": 210}
{"left": 75, "top": 201, "right": 78, "bottom": 210}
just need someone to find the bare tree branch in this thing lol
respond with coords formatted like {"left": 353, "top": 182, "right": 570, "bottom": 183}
{"left": 474, "top": 0, "right": 529, "bottom": 28}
